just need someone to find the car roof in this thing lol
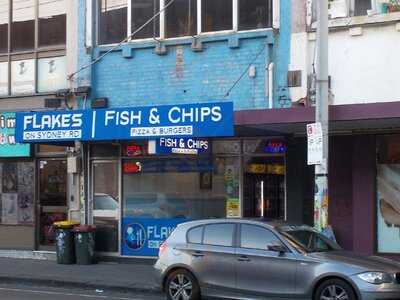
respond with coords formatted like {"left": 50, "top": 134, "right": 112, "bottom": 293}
{"left": 176, "top": 218, "right": 308, "bottom": 230}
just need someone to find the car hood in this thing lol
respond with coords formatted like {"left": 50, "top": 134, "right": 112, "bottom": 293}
{"left": 308, "top": 251, "right": 400, "bottom": 273}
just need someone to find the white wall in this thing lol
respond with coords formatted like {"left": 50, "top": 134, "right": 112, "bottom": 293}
{"left": 303, "top": 23, "right": 400, "bottom": 105}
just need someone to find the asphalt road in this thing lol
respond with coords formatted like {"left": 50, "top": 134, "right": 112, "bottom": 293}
{"left": 0, "top": 283, "right": 164, "bottom": 300}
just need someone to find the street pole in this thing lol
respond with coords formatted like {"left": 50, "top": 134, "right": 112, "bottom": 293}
{"left": 314, "top": 0, "right": 329, "bottom": 232}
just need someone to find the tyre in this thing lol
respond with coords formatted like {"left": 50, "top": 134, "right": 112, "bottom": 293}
{"left": 315, "top": 278, "right": 357, "bottom": 300}
{"left": 165, "top": 269, "right": 200, "bottom": 300}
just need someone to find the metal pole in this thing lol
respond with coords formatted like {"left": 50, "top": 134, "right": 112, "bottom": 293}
{"left": 314, "top": 0, "right": 329, "bottom": 232}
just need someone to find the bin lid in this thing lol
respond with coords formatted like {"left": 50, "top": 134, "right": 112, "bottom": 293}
{"left": 73, "top": 225, "right": 96, "bottom": 233}
{"left": 54, "top": 221, "right": 80, "bottom": 229}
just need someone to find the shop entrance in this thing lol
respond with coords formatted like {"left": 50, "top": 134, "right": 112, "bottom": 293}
{"left": 92, "top": 161, "right": 120, "bottom": 253}
{"left": 38, "top": 159, "right": 68, "bottom": 249}
{"left": 243, "top": 156, "right": 285, "bottom": 219}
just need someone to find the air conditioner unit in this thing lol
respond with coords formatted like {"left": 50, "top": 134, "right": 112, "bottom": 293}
{"left": 329, "top": 0, "right": 349, "bottom": 18}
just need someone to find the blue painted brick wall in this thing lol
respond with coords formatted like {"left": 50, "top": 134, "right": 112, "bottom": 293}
{"left": 79, "top": 0, "right": 292, "bottom": 111}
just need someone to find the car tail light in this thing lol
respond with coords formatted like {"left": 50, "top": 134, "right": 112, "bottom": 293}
{"left": 159, "top": 242, "right": 168, "bottom": 257}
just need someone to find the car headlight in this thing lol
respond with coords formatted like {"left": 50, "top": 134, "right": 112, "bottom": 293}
{"left": 357, "top": 272, "right": 393, "bottom": 284}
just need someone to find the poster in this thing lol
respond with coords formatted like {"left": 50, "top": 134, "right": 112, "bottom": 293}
{"left": 0, "top": 112, "right": 31, "bottom": 157}
{"left": 17, "top": 193, "right": 34, "bottom": 224}
{"left": 226, "top": 198, "right": 240, "bottom": 217}
{"left": 2, "top": 163, "right": 18, "bottom": 193}
{"left": 17, "top": 162, "right": 35, "bottom": 193}
{"left": 2, "top": 193, "right": 18, "bottom": 224}
{"left": 377, "top": 164, "right": 400, "bottom": 253}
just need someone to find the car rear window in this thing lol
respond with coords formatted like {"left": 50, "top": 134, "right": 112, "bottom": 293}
{"left": 203, "top": 223, "right": 235, "bottom": 247}
{"left": 187, "top": 226, "right": 203, "bottom": 244}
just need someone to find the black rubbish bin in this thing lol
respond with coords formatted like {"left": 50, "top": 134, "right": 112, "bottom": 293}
{"left": 74, "top": 225, "right": 96, "bottom": 265}
{"left": 54, "top": 221, "right": 79, "bottom": 264}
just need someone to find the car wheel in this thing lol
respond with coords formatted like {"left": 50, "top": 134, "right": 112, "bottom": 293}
{"left": 165, "top": 269, "right": 200, "bottom": 300}
{"left": 315, "top": 278, "right": 356, "bottom": 300}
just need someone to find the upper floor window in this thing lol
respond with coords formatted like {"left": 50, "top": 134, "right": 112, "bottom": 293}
{"left": 327, "top": 0, "right": 400, "bottom": 19}
{"left": 0, "top": 0, "right": 67, "bottom": 97}
{"left": 97, "top": 0, "right": 273, "bottom": 45}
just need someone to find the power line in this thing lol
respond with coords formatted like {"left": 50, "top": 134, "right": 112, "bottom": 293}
{"left": 68, "top": 0, "right": 177, "bottom": 81}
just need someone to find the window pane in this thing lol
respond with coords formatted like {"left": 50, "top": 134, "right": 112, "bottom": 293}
{"left": 11, "top": 59, "right": 35, "bottom": 94}
{"left": 165, "top": 0, "right": 197, "bottom": 38}
{"left": 0, "top": 62, "right": 7, "bottom": 95}
{"left": 239, "top": 0, "right": 272, "bottom": 31}
{"left": 203, "top": 223, "right": 234, "bottom": 246}
{"left": 354, "top": 0, "right": 371, "bottom": 16}
{"left": 39, "top": 0, "right": 66, "bottom": 47}
{"left": 202, "top": 0, "right": 232, "bottom": 32}
{"left": 187, "top": 226, "right": 203, "bottom": 244}
{"left": 98, "top": 0, "right": 127, "bottom": 44}
{"left": 240, "top": 224, "right": 281, "bottom": 250}
{"left": 131, "top": 0, "right": 159, "bottom": 39}
{"left": 0, "top": 0, "right": 8, "bottom": 53}
{"left": 11, "top": 0, "right": 35, "bottom": 51}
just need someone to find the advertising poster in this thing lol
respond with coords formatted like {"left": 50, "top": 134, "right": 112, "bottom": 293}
{"left": 122, "top": 218, "right": 186, "bottom": 257}
{"left": 17, "top": 193, "right": 34, "bottom": 224}
{"left": 2, "top": 193, "right": 18, "bottom": 224}
{"left": 11, "top": 59, "right": 35, "bottom": 95}
{"left": 0, "top": 112, "right": 31, "bottom": 157}
{"left": 226, "top": 198, "right": 240, "bottom": 217}
{"left": 377, "top": 164, "right": 400, "bottom": 253}
{"left": 2, "top": 163, "right": 18, "bottom": 193}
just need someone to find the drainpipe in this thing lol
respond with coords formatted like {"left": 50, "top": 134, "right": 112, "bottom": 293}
{"left": 268, "top": 62, "right": 274, "bottom": 109}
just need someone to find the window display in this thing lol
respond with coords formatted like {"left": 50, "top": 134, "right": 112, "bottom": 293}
{"left": 377, "top": 135, "right": 400, "bottom": 253}
{"left": 0, "top": 162, "right": 35, "bottom": 225}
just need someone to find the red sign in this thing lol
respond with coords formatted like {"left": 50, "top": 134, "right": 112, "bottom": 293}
{"left": 125, "top": 145, "right": 142, "bottom": 157}
{"left": 123, "top": 162, "right": 142, "bottom": 173}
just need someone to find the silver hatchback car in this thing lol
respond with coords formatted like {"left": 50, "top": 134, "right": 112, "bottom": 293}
{"left": 154, "top": 219, "right": 400, "bottom": 300}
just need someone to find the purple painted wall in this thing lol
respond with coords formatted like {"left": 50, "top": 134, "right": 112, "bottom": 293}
{"left": 329, "top": 135, "right": 376, "bottom": 255}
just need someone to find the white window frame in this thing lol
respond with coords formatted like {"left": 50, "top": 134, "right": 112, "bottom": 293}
{"left": 98, "top": 0, "right": 275, "bottom": 46}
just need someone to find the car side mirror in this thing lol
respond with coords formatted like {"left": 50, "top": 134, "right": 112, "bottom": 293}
{"left": 267, "top": 244, "right": 287, "bottom": 255}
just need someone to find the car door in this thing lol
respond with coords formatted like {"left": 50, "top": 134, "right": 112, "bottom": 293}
{"left": 236, "top": 224, "right": 298, "bottom": 299}
{"left": 186, "top": 223, "right": 237, "bottom": 295}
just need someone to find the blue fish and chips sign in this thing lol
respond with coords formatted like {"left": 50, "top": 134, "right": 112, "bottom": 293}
{"left": 15, "top": 102, "right": 234, "bottom": 143}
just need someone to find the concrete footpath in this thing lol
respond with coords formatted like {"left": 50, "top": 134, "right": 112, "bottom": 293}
{"left": 0, "top": 257, "right": 161, "bottom": 295}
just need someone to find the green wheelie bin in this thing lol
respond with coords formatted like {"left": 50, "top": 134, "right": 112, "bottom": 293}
{"left": 54, "top": 221, "right": 80, "bottom": 264}
{"left": 74, "top": 225, "right": 96, "bottom": 265}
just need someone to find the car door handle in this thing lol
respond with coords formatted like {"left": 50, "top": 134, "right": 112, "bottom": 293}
{"left": 237, "top": 255, "right": 251, "bottom": 262}
{"left": 192, "top": 251, "right": 204, "bottom": 258}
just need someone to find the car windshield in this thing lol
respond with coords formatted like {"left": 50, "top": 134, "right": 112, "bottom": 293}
{"left": 278, "top": 226, "right": 341, "bottom": 253}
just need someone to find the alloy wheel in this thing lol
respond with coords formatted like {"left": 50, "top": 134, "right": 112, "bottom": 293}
{"left": 320, "top": 284, "right": 349, "bottom": 300}
{"left": 168, "top": 273, "right": 193, "bottom": 300}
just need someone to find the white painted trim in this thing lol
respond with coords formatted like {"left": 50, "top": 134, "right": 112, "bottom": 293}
{"left": 127, "top": 0, "right": 132, "bottom": 40}
{"left": 233, "top": 0, "right": 238, "bottom": 31}
{"left": 85, "top": 0, "right": 92, "bottom": 48}
{"left": 197, "top": 0, "right": 202, "bottom": 35}
{"left": 160, "top": 0, "right": 165, "bottom": 39}
{"left": 273, "top": 0, "right": 280, "bottom": 29}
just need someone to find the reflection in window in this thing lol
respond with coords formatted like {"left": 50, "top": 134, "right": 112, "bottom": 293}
{"left": 203, "top": 223, "right": 234, "bottom": 246}
{"left": 11, "top": 0, "right": 35, "bottom": 51}
{"left": 240, "top": 225, "right": 280, "bottom": 250}
{"left": 0, "top": 0, "right": 8, "bottom": 53}
{"left": 239, "top": 0, "right": 272, "bottom": 30}
{"left": 202, "top": 0, "right": 232, "bottom": 32}
{"left": 39, "top": 0, "right": 67, "bottom": 47}
{"left": 166, "top": 0, "right": 197, "bottom": 38}
{"left": 131, "top": 0, "right": 159, "bottom": 39}
{"left": 98, "top": 0, "right": 127, "bottom": 44}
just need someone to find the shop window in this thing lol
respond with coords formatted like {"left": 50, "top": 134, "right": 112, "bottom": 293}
{"left": 90, "top": 143, "right": 120, "bottom": 157}
{"left": 165, "top": 0, "right": 197, "bottom": 38}
{"left": 376, "top": 135, "right": 400, "bottom": 253}
{"left": 0, "top": 0, "right": 8, "bottom": 53}
{"left": 11, "top": 0, "right": 35, "bottom": 51}
{"left": 239, "top": 0, "right": 272, "bottom": 31}
{"left": 202, "top": 0, "right": 233, "bottom": 32}
{"left": 98, "top": 0, "right": 127, "bottom": 44}
{"left": 38, "top": 0, "right": 67, "bottom": 47}
{"left": 0, "top": 162, "right": 35, "bottom": 225}
{"left": 131, "top": 0, "right": 159, "bottom": 39}
{"left": 38, "top": 145, "right": 68, "bottom": 154}
{"left": 203, "top": 223, "right": 234, "bottom": 246}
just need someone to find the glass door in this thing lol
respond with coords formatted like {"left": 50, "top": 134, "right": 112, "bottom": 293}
{"left": 38, "top": 159, "right": 68, "bottom": 249}
{"left": 92, "top": 161, "right": 120, "bottom": 253}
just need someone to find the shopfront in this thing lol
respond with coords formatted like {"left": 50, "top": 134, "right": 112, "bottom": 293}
{"left": 15, "top": 102, "right": 291, "bottom": 257}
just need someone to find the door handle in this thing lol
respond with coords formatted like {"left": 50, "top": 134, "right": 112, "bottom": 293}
{"left": 237, "top": 255, "right": 251, "bottom": 262}
{"left": 192, "top": 251, "right": 204, "bottom": 258}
